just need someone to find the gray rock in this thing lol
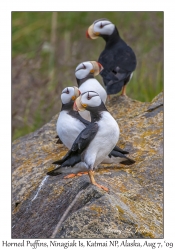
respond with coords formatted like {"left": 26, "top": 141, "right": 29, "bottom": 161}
{"left": 12, "top": 93, "right": 163, "bottom": 239}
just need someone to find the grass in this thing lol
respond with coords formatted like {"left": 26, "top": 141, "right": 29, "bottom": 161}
{"left": 12, "top": 12, "right": 163, "bottom": 141}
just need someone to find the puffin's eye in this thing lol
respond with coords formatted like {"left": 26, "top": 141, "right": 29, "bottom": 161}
{"left": 100, "top": 23, "right": 103, "bottom": 28}
{"left": 66, "top": 88, "right": 69, "bottom": 94}
{"left": 87, "top": 93, "right": 92, "bottom": 100}
{"left": 82, "top": 63, "right": 86, "bottom": 69}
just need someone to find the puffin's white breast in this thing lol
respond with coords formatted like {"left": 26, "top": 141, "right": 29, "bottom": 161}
{"left": 84, "top": 111, "right": 119, "bottom": 169}
{"left": 79, "top": 79, "right": 107, "bottom": 121}
{"left": 57, "top": 111, "right": 86, "bottom": 149}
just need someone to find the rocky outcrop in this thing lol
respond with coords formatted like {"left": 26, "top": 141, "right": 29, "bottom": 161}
{"left": 12, "top": 92, "right": 163, "bottom": 238}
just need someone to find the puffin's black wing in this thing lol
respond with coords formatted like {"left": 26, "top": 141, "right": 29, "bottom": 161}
{"left": 47, "top": 123, "right": 98, "bottom": 176}
{"left": 50, "top": 122, "right": 99, "bottom": 166}
{"left": 101, "top": 67, "right": 132, "bottom": 94}
{"left": 99, "top": 39, "right": 137, "bottom": 94}
{"left": 71, "top": 122, "right": 99, "bottom": 153}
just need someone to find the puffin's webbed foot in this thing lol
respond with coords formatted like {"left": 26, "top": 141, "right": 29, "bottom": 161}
{"left": 88, "top": 170, "right": 109, "bottom": 192}
{"left": 76, "top": 172, "right": 88, "bottom": 176}
{"left": 64, "top": 172, "right": 88, "bottom": 179}
{"left": 93, "top": 182, "right": 109, "bottom": 192}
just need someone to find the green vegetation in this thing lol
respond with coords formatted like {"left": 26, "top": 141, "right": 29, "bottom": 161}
{"left": 12, "top": 12, "right": 163, "bottom": 140}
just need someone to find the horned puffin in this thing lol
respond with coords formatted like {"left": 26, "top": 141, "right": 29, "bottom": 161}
{"left": 56, "top": 86, "right": 89, "bottom": 149}
{"left": 86, "top": 18, "right": 137, "bottom": 97}
{"left": 48, "top": 91, "right": 135, "bottom": 191}
{"left": 56, "top": 87, "right": 134, "bottom": 166}
{"left": 75, "top": 61, "right": 107, "bottom": 121}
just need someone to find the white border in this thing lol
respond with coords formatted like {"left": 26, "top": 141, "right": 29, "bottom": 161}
{"left": 1, "top": 0, "right": 175, "bottom": 246}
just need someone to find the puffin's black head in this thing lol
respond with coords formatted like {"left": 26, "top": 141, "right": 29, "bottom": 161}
{"left": 86, "top": 18, "right": 115, "bottom": 39}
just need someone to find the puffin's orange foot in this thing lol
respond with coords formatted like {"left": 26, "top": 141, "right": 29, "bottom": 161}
{"left": 64, "top": 173, "right": 76, "bottom": 179}
{"left": 76, "top": 172, "right": 88, "bottom": 176}
{"left": 64, "top": 172, "right": 88, "bottom": 179}
{"left": 93, "top": 182, "right": 109, "bottom": 192}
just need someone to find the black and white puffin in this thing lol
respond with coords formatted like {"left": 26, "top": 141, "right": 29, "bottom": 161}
{"left": 48, "top": 91, "right": 135, "bottom": 191}
{"left": 56, "top": 86, "right": 134, "bottom": 171}
{"left": 75, "top": 61, "right": 107, "bottom": 121}
{"left": 86, "top": 18, "right": 137, "bottom": 97}
{"left": 56, "top": 86, "right": 89, "bottom": 149}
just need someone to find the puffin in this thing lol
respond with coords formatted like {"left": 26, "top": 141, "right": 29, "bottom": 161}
{"left": 75, "top": 61, "right": 107, "bottom": 121}
{"left": 48, "top": 91, "right": 135, "bottom": 191}
{"left": 56, "top": 86, "right": 89, "bottom": 149}
{"left": 86, "top": 18, "right": 137, "bottom": 97}
{"left": 56, "top": 86, "right": 134, "bottom": 166}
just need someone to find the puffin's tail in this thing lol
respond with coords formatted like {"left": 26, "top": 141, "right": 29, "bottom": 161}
{"left": 106, "top": 80, "right": 124, "bottom": 95}
{"left": 119, "top": 157, "right": 135, "bottom": 165}
{"left": 47, "top": 166, "right": 62, "bottom": 176}
{"left": 109, "top": 150, "right": 135, "bottom": 165}
{"left": 47, "top": 154, "right": 82, "bottom": 176}
{"left": 112, "top": 145, "right": 129, "bottom": 154}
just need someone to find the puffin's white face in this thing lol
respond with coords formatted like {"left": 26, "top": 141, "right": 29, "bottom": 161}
{"left": 75, "top": 61, "right": 103, "bottom": 80}
{"left": 73, "top": 91, "right": 102, "bottom": 111}
{"left": 87, "top": 19, "right": 115, "bottom": 39}
{"left": 61, "top": 86, "right": 80, "bottom": 104}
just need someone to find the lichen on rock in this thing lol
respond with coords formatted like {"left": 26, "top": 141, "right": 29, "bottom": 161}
{"left": 12, "top": 92, "right": 163, "bottom": 238}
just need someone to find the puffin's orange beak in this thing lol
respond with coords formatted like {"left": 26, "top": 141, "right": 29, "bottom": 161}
{"left": 73, "top": 96, "right": 87, "bottom": 111}
{"left": 86, "top": 30, "right": 90, "bottom": 39}
{"left": 73, "top": 101, "right": 79, "bottom": 111}
{"left": 97, "top": 62, "right": 104, "bottom": 72}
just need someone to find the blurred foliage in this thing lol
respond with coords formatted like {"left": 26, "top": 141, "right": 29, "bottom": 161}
{"left": 12, "top": 11, "right": 163, "bottom": 141}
